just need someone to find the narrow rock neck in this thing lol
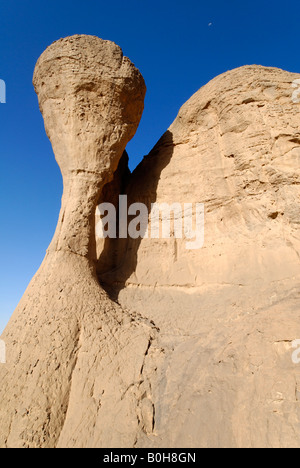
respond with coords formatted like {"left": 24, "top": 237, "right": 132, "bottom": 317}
{"left": 48, "top": 173, "right": 103, "bottom": 262}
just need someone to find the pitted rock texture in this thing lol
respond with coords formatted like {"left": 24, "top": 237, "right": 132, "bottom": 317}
{"left": 1, "top": 41, "right": 300, "bottom": 448}
{"left": 0, "top": 35, "right": 155, "bottom": 449}
{"left": 98, "top": 66, "right": 300, "bottom": 448}
{"left": 33, "top": 34, "right": 146, "bottom": 260}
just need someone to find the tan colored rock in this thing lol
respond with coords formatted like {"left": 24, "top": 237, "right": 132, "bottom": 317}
{"left": 1, "top": 39, "right": 300, "bottom": 448}
{"left": 98, "top": 65, "right": 300, "bottom": 448}
{"left": 33, "top": 34, "right": 146, "bottom": 260}
{"left": 0, "top": 35, "right": 155, "bottom": 448}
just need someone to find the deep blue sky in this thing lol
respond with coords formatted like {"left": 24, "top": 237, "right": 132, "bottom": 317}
{"left": 0, "top": 0, "right": 299, "bottom": 332}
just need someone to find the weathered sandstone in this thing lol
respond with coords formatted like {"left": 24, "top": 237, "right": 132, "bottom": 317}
{"left": 98, "top": 65, "right": 300, "bottom": 448}
{"left": 0, "top": 35, "right": 155, "bottom": 448}
{"left": 0, "top": 35, "right": 300, "bottom": 448}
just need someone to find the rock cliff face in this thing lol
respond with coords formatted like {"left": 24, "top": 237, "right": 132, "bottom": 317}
{"left": 98, "top": 65, "right": 300, "bottom": 448}
{"left": 0, "top": 36, "right": 300, "bottom": 448}
{"left": 0, "top": 35, "right": 155, "bottom": 448}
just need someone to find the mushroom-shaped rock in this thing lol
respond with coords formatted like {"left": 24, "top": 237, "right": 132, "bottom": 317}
{"left": 0, "top": 36, "right": 153, "bottom": 449}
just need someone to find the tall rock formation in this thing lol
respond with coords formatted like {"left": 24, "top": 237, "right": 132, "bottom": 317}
{"left": 98, "top": 65, "right": 300, "bottom": 448}
{"left": 0, "top": 35, "right": 156, "bottom": 448}
{"left": 0, "top": 35, "right": 300, "bottom": 448}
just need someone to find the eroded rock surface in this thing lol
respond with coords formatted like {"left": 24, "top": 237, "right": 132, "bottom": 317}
{"left": 98, "top": 66, "right": 300, "bottom": 448}
{"left": 0, "top": 35, "right": 155, "bottom": 449}
{"left": 1, "top": 39, "right": 300, "bottom": 448}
